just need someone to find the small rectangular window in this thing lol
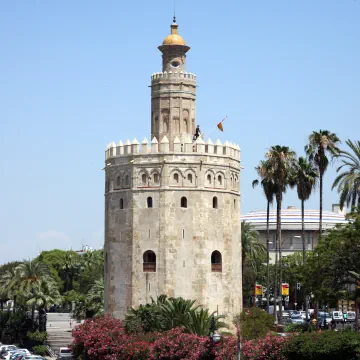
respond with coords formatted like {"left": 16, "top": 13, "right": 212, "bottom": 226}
{"left": 182, "top": 229, "right": 185, "bottom": 239}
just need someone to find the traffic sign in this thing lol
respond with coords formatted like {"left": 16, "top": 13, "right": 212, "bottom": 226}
{"left": 255, "top": 284, "right": 263, "bottom": 296}
{"left": 282, "top": 283, "right": 289, "bottom": 296}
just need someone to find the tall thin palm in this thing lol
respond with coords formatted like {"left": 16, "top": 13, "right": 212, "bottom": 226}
{"left": 59, "top": 251, "right": 79, "bottom": 292}
{"left": 87, "top": 277, "right": 104, "bottom": 317}
{"left": 292, "top": 156, "right": 318, "bottom": 320}
{"left": 305, "top": 130, "right": 340, "bottom": 233}
{"left": 253, "top": 160, "right": 276, "bottom": 312}
{"left": 332, "top": 139, "right": 360, "bottom": 214}
{"left": 265, "top": 145, "right": 296, "bottom": 321}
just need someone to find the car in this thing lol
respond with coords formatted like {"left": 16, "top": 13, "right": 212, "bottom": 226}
{"left": 345, "top": 311, "right": 356, "bottom": 322}
{"left": 331, "top": 311, "right": 343, "bottom": 323}
{"left": 8, "top": 350, "right": 31, "bottom": 360}
{"left": 57, "top": 347, "right": 73, "bottom": 359}
{"left": 22, "top": 356, "right": 45, "bottom": 360}
{"left": 282, "top": 311, "right": 290, "bottom": 318}
{"left": 318, "top": 311, "right": 331, "bottom": 325}
{"left": 291, "top": 314, "right": 305, "bottom": 324}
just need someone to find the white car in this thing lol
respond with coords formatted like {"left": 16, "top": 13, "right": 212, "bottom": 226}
{"left": 331, "top": 311, "right": 343, "bottom": 323}
{"left": 8, "top": 349, "right": 31, "bottom": 360}
{"left": 22, "top": 356, "right": 45, "bottom": 360}
{"left": 57, "top": 347, "right": 73, "bottom": 359}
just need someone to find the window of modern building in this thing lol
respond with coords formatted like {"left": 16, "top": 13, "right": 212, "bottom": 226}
{"left": 211, "top": 250, "right": 222, "bottom": 272}
{"left": 213, "top": 196, "right": 218, "bottom": 209}
{"left": 147, "top": 197, "right": 153, "bottom": 208}
{"left": 120, "top": 198, "right": 124, "bottom": 209}
{"left": 187, "top": 173, "right": 193, "bottom": 184}
{"left": 181, "top": 197, "right": 187, "bottom": 208}
{"left": 143, "top": 250, "right": 156, "bottom": 272}
{"left": 142, "top": 174, "right": 147, "bottom": 185}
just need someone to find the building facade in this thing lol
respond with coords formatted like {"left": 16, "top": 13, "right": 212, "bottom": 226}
{"left": 103, "top": 19, "right": 242, "bottom": 321}
{"left": 241, "top": 205, "right": 348, "bottom": 263}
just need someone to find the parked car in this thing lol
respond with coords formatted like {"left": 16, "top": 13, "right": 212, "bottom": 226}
{"left": 22, "top": 356, "right": 45, "bottom": 360}
{"left": 331, "top": 311, "right": 343, "bottom": 323}
{"left": 282, "top": 311, "right": 290, "bottom": 318}
{"left": 291, "top": 314, "right": 305, "bottom": 324}
{"left": 318, "top": 311, "right": 332, "bottom": 325}
{"left": 57, "top": 348, "right": 73, "bottom": 360}
{"left": 345, "top": 311, "right": 356, "bottom": 322}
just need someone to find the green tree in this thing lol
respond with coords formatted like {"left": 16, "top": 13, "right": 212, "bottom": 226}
{"left": 16, "top": 260, "right": 51, "bottom": 327}
{"left": 241, "top": 222, "right": 266, "bottom": 307}
{"left": 305, "top": 130, "right": 341, "bottom": 233}
{"left": 86, "top": 277, "right": 104, "bottom": 317}
{"left": 0, "top": 267, "right": 22, "bottom": 313}
{"left": 252, "top": 160, "right": 276, "bottom": 311}
{"left": 265, "top": 145, "right": 296, "bottom": 321}
{"left": 332, "top": 139, "right": 360, "bottom": 215}
{"left": 291, "top": 156, "right": 318, "bottom": 319}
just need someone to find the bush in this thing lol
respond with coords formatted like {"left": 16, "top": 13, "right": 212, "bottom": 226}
{"left": 241, "top": 334, "right": 288, "bottom": 360}
{"left": 282, "top": 330, "right": 360, "bottom": 360}
{"left": 234, "top": 307, "right": 274, "bottom": 340}
{"left": 212, "top": 335, "right": 238, "bottom": 360}
{"left": 150, "top": 327, "right": 211, "bottom": 359}
{"left": 27, "top": 331, "right": 48, "bottom": 343}
{"left": 284, "top": 323, "right": 315, "bottom": 333}
{"left": 33, "top": 345, "right": 47, "bottom": 356}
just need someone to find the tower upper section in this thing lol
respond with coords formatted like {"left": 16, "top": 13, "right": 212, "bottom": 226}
{"left": 151, "top": 18, "right": 196, "bottom": 147}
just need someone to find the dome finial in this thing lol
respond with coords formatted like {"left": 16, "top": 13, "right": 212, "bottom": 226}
{"left": 173, "top": 0, "right": 176, "bottom": 23}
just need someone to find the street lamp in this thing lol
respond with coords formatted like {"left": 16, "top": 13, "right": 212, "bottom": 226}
{"left": 209, "top": 315, "right": 221, "bottom": 343}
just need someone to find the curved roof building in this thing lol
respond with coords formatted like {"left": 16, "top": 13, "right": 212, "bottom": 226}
{"left": 241, "top": 205, "right": 348, "bottom": 231}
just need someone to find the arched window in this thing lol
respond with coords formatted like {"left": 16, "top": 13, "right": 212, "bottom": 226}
{"left": 181, "top": 197, "right": 187, "bottom": 208}
{"left": 154, "top": 173, "right": 159, "bottom": 184}
{"left": 187, "top": 173, "right": 193, "bottom": 184}
{"left": 211, "top": 251, "right": 222, "bottom": 272}
{"left": 207, "top": 174, "right": 212, "bottom": 185}
{"left": 147, "top": 197, "right": 153, "bottom": 208}
{"left": 116, "top": 176, "right": 121, "bottom": 186}
{"left": 218, "top": 175, "right": 222, "bottom": 186}
{"left": 143, "top": 250, "right": 156, "bottom": 272}
{"left": 120, "top": 198, "right": 124, "bottom": 209}
{"left": 234, "top": 199, "right": 236, "bottom": 209}
{"left": 125, "top": 175, "right": 129, "bottom": 186}
{"left": 213, "top": 196, "right": 218, "bottom": 209}
{"left": 174, "top": 173, "right": 179, "bottom": 183}
{"left": 142, "top": 174, "right": 147, "bottom": 186}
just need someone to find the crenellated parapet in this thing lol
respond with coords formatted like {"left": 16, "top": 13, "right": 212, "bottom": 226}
{"left": 151, "top": 71, "right": 196, "bottom": 82}
{"left": 105, "top": 136, "right": 241, "bottom": 161}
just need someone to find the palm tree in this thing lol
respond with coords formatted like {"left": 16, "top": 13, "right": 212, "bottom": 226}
{"left": 305, "top": 130, "right": 340, "bottom": 233}
{"left": 241, "top": 222, "right": 266, "bottom": 307}
{"left": 59, "top": 251, "right": 79, "bottom": 293}
{"left": 291, "top": 156, "right": 318, "bottom": 320}
{"left": 332, "top": 139, "right": 360, "bottom": 214}
{"left": 253, "top": 160, "right": 277, "bottom": 312}
{"left": 265, "top": 145, "right": 296, "bottom": 321}
{"left": 86, "top": 277, "right": 104, "bottom": 317}
{"left": 187, "top": 308, "right": 228, "bottom": 336}
{"left": 0, "top": 267, "right": 21, "bottom": 313}
{"left": 26, "top": 280, "right": 61, "bottom": 331}
{"left": 16, "top": 260, "right": 51, "bottom": 326}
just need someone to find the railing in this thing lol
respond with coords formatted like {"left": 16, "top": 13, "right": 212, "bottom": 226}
{"left": 143, "top": 262, "right": 156, "bottom": 272}
{"left": 211, "top": 263, "right": 222, "bottom": 272}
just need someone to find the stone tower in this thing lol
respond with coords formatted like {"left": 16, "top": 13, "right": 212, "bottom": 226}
{"left": 104, "top": 18, "right": 242, "bottom": 323}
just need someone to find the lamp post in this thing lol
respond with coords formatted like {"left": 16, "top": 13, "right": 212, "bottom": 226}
{"left": 269, "top": 235, "right": 301, "bottom": 321}
{"left": 209, "top": 315, "right": 221, "bottom": 343}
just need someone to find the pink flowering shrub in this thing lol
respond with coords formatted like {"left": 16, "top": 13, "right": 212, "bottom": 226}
{"left": 241, "top": 333, "right": 288, "bottom": 360}
{"left": 212, "top": 335, "right": 238, "bottom": 360}
{"left": 71, "top": 314, "right": 150, "bottom": 359}
{"left": 150, "top": 327, "right": 211, "bottom": 360}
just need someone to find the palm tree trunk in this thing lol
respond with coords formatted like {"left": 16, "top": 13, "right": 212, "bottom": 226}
{"left": 302, "top": 199, "right": 309, "bottom": 321}
{"left": 266, "top": 200, "right": 270, "bottom": 313}
{"left": 31, "top": 305, "right": 35, "bottom": 330}
{"left": 277, "top": 193, "right": 283, "bottom": 321}
{"left": 319, "top": 172, "right": 323, "bottom": 234}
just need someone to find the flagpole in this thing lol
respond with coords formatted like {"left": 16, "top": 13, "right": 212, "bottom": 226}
{"left": 193, "top": 116, "right": 227, "bottom": 144}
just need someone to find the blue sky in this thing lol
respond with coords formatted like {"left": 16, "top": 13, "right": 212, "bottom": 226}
{"left": 0, "top": 1, "right": 359, "bottom": 263}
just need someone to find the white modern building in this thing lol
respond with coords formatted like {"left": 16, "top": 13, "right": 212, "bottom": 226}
{"left": 241, "top": 204, "right": 348, "bottom": 263}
